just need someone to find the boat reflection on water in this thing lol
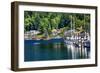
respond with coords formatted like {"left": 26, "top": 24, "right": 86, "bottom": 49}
{"left": 64, "top": 41, "right": 90, "bottom": 59}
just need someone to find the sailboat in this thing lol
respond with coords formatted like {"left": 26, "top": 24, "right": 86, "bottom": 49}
{"left": 64, "top": 14, "right": 90, "bottom": 49}
{"left": 64, "top": 14, "right": 78, "bottom": 45}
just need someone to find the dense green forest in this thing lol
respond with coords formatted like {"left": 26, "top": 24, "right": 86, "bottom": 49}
{"left": 24, "top": 11, "right": 90, "bottom": 38}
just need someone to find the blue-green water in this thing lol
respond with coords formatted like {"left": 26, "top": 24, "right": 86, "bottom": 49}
{"left": 24, "top": 39, "right": 90, "bottom": 62}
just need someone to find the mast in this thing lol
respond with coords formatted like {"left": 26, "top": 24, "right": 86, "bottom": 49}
{"left": 71, "top": 14, "right": 73, "bottom": 39}
{"left": 84, "top": 14, "right": 87, "bottom": 40}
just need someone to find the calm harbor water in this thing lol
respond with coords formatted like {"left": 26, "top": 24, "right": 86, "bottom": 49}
{"left": 24, "top": 39, "right": 90, "bottom": 61}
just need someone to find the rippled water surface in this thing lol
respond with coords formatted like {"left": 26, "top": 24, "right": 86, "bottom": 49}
{"left": 24, "top": 39, "right": 90, "bottom": 61}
